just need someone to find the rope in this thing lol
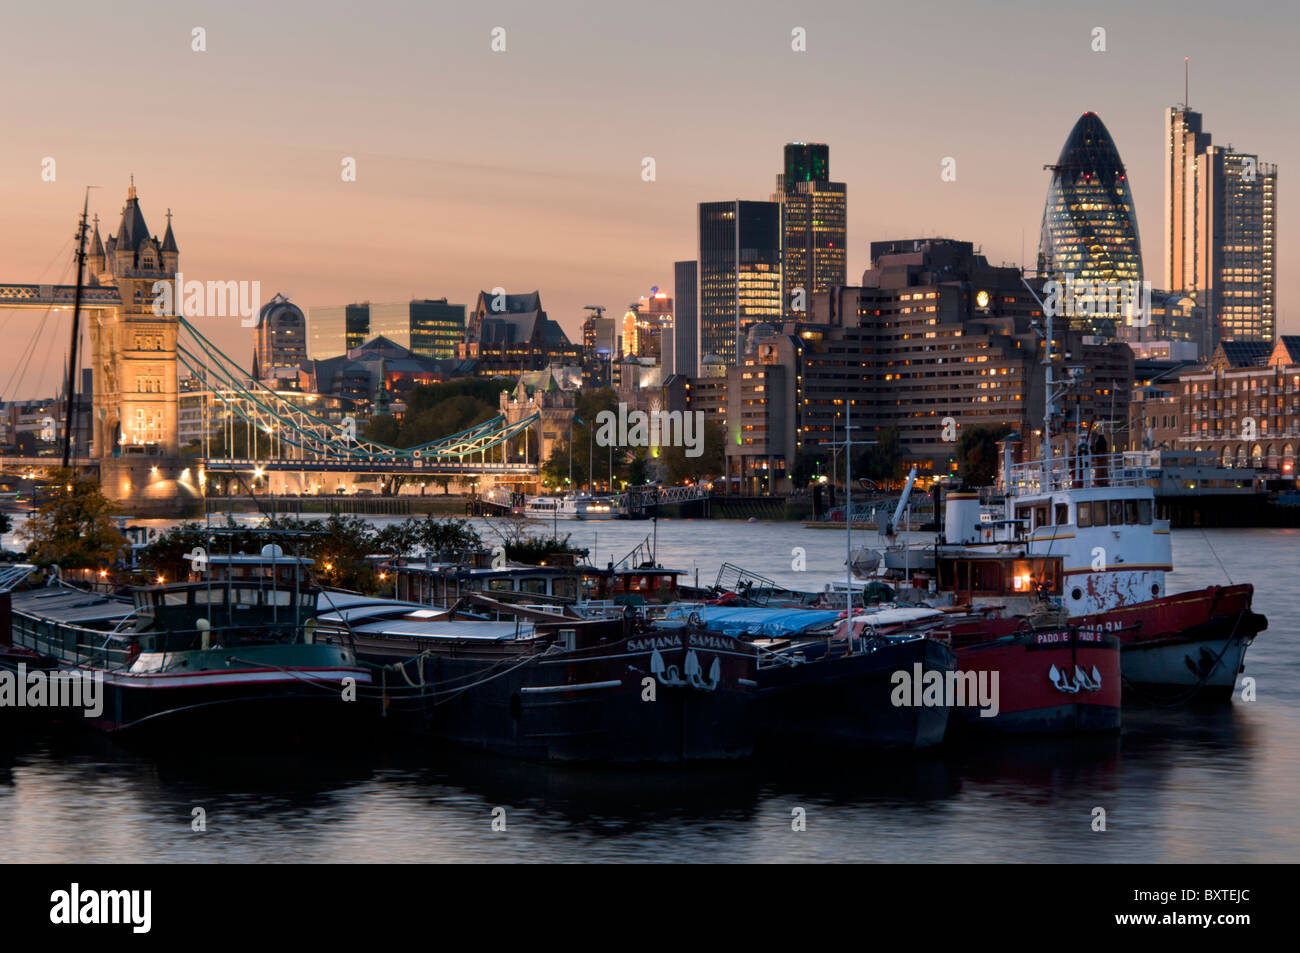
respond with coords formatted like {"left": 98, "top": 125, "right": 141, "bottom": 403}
{"left": 1199, "top": 528, "right": 1234, "bottom": 585}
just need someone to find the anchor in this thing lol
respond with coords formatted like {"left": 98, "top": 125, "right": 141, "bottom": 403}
{"left": 650, "top": 647, "right": 686, "bottom": 687}
{"left": 1049, "top": 664, "right": 1080, "bottom": 694}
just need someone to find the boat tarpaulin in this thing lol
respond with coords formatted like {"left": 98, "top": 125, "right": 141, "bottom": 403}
{"left": 661, "top": 606, "right": 842, "bottom": 638}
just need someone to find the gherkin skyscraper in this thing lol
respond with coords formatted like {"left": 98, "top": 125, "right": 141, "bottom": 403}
{"left": 1037, "top": 112, "right": 1143, "bottom": 326}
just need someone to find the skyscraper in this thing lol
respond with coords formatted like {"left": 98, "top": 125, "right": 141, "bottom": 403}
{"left": 672, "top": 260, "right": 699, "bottom": 378}
{"left": 774, "top": 143, "right": 846, "bottom": 317}
{"left": 1038, "top": 112, "right": 1143, "bottom": 330}
{"left": 698, "top": 200, "right": 782, "bottom": 366}
{"left": 1165, "top": 105, "right": 1277, "bottom": 344}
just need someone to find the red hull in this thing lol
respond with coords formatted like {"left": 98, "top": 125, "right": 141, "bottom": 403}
{"left": 1074, "top": 584, "right": 1267, "bottom": 699}
{"left": 936, "top": 618, "right": 1122, "bottom": 735}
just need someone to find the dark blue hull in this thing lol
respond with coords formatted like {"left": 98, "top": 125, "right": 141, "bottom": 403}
{"left": 756, "top": 638, "right": 957, "bottom": 751}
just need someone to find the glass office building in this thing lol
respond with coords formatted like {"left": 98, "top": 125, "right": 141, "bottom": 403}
{"left": 1037, "top": 112, "right": 1143, "bottom": 329}
{"left": 698, "top": 200, "right": 782, "bottom": 367}
{"left": 308, "top": 299, "right": 465, "bottom": 359}
{"left": 776, "top": 144, "right": 846, "bottom": 317}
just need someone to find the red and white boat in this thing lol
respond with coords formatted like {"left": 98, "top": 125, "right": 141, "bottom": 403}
{"left": 923, "top": 443, "right": 1267, "bottom": 701}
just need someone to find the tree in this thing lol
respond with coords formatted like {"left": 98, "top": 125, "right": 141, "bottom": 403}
{"left": 791, "top": 449, "right": 829, "bottom": 488}
{"left": 310, "top": 515, "right": 378, "bottom": 591}
{"left": 659, "top": 419, "right": 726, "bottom": 484}
{"left": 364, "top": 377, "right": 511, "bottom": 449}
{"left": 414, "top": 515, "right": 481, "bottom": 555}
{"left": 856, "top": 426, "right": 906, "bottom": 485}
{"left": 956, "top": 424, "right": 1013, "bottom": 486}
{"left": 21, "top": 470, "right": 128, "bottom": 570}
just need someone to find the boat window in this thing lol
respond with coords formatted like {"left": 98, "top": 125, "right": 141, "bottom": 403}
{"left": 1009, "top": 560, "right": 1035, "bottom": 592}
{"left": 1109, "top": 500, "right": 1125, "bottom": 526}
{"left": 1034, "top": 506, "right": 1049, "bottom": 530}
{"left": 553, "top": 577, "right": 576, "bottom": 600}
{"left": 163, "top": 591, "right": 189, "bottom": 606}
{"left": 1124, "top": 500, "right": 1138, "bottom": 525}
{"left": 267, "top": 590, "right": 293, "bottom": 606}
{"left": 193, "top": 589, "right": 225, "bottom": 605}
{"left": 1077, "top": 503, "right": 1092, "bottom": 527}
{"left": 237, "top": 588, "right": 261, "bottom": 607}
{"left": 519, "top": 578, "right": 547, "bottom": 594}
{"left": 1137, "top": 499, "right": 1153, "bottom": 525}
{"left": 1055, "top": 503, "right": 1069, "bottom": 526}
{"left": 1092, "top": 501, "right": 1108, "bottom": 526}
{"left": 488, "top": 578, "right": 514, "bottom": 592}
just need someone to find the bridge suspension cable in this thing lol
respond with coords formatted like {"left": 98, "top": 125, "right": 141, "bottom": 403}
{"left": 176, "top": 317, "right": 540, "bottom": 464}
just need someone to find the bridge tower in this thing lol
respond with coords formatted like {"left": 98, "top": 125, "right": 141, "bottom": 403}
{"left": 92, "top": 181, "right": 197, "bottom": 512}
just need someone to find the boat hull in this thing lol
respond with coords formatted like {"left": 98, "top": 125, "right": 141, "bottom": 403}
{"left": 755, "top": 637, "right": 957, "bottom": 751}
{"left": 363, "top": 630, "right": 758, "bottom": 763}
{"left": 1074, "top": 584, "right": 1265, "bottom": 701}
{"left": 85, "top": 665, "right": 370, "bottom": 741}
{"left": 949, "top": 627, "right": 1122, "bottom": 736}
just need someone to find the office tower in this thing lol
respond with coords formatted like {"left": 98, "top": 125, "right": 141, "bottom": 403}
{"left": 672, "top": 260, "right": 698, "bottom": 378}
{"left": 1166, "top": 106, "right": 1277, "bottom": 344}
{"left": 774, "top": 143, "right": 846, "bottom": 317}
{"left": 1038, "top": 112, "right": 1143, "bottom": 330}
{"left": 581, "top": 310, "right": 617, "bottom": 387}
{"left": 407, "top": 298, "right": 468, "bottom": 359}
{"left": 1165, "top": 106, "right": 1213, "bottom": 294}
{"left": 698, "top": 200, "right": 782, "bottom": 367}
{"left": 308, "top": 299, "right": 466, "bottom": 359}
{"left": 253, "top": 293, "right": 307, "bottom": 378}
{"left": 621, "top": 289, "right": 671, "bottom": 362}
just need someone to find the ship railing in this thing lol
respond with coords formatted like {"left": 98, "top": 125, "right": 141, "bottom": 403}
{"left": 1003, "top": 452, "right": 1161, "bottom": 494}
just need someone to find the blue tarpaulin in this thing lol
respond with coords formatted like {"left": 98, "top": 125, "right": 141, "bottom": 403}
{"left": 660, "top": 605, "right": 842, "bottom": 639}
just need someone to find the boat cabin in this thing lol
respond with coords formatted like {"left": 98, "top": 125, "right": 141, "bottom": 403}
{"left": 935, "top": 554, "right": 1063, "bottom": 602}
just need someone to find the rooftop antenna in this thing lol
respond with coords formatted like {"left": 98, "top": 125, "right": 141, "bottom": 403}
{"left": 1184, "top": 57, "right": 1189, "bottom": 108}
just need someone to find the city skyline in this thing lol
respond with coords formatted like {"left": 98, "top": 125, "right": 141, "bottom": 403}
{"left": 1, "top": 0, "right": 1295, "bottom": 399}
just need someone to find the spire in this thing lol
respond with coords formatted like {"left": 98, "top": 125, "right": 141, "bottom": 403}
{"left": 89, "top": 213, "right": 104, "bottom": 258}
{"left": 161, "top": 208, "right": 178, "bottom": 253}
{"left": 128, "top": 174, "right": 136, "bottom": 201}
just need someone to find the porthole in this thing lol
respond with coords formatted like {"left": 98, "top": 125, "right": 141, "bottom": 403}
{"left": 1151, "top": 584, "right": 1160, "bottom": 597}
{"left": 1071, "top": 588, "right": 1083, "bottom": 601}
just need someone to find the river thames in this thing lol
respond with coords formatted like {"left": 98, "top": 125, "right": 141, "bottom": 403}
{"left": 1, "top": 518, "right": 1296, "bottom": 862}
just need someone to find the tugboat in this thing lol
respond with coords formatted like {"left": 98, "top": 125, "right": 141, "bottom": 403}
{"left": 7, "top": 545, "right": 370, "bottom": 740}
{"left": 927, "top": 455, "right": 1264, "bottom": 701}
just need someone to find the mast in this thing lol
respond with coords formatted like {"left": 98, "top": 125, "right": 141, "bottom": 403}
{"left": 845, "top": 399, "right": 852, "bottom": 627}
{"left": 1021, "top": 276, "right": 1055, "bottom": 488}
{"left": 62, "top": 192, "right": 91, "bottom": 469}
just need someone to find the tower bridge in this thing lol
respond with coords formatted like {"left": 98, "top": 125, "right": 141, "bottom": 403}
{"left": 1, "top": 184, "right": 550, "bottom": 513}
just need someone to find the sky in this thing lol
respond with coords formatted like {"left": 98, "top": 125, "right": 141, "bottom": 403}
{"left": 1, "top": 0, "right": 1296, "bottom": 400}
